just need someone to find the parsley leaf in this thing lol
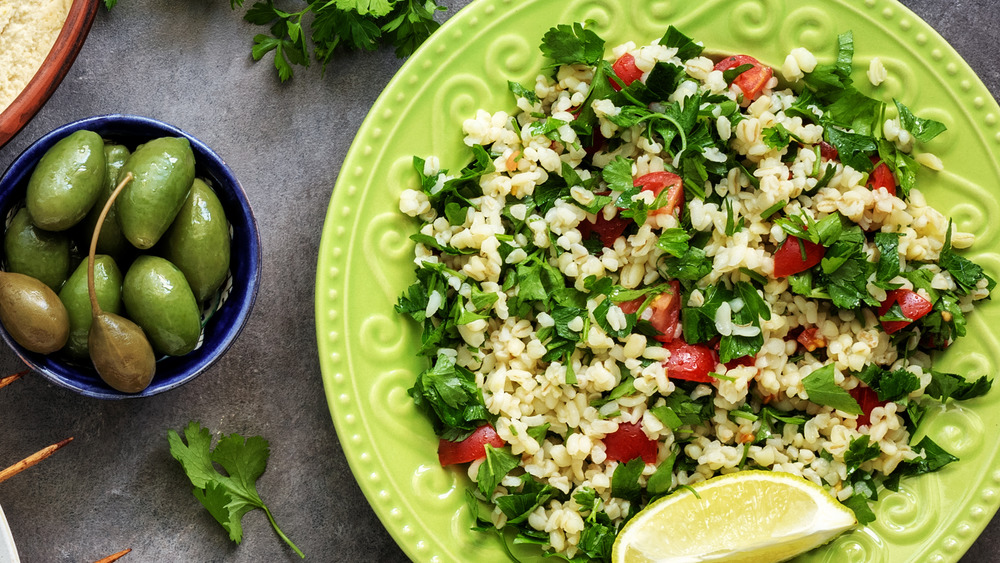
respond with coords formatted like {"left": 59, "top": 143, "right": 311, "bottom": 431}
{"left": 939, "top": 220, "right": 993, "bottom": 293}
{"left": 659, "top": 25, "right": 703, "bottom": 60}
{"left": 801, "top": 364, "right": 863, "bottom": 414}
{"left": 477, "top": 445, "right": 521, "bottom": 496}
{"left": 894, "top": 99, "right": 947, "bottom": 143}
{"left": 611, "top": 457, "right": 645, "bottom": 505}
{"left": 233, "top": 0, "right": 445, "bottom": 81}
{"left": 409, "top": 351, "right": 491, "bottom": 434}
{"left": 925, "top": 371, "right": 993, "bottom": 402}
{"left": 168, "top": 422, "right": 304, "bottom": 558}
{"left": 540, "top": 22, "right": 605, "bottom": 66}
{"left": 508, "top": 80, "right": 539, "bottom": 104}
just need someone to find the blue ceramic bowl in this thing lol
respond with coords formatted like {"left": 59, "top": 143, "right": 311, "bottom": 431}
{"left": 0, "top": 115, "right": 261, "bottom": 399}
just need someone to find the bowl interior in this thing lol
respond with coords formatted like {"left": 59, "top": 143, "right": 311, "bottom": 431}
{"left": 0, "top": 114, "right": 261, "bottom": 399}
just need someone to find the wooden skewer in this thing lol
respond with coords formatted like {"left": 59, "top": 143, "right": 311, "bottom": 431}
{"left": 0, "top": 369, "right": 29, "bottom": 390}
{"left": 0, "top": 437, "right": 73, "bottom": 484}
{"left": 94, "top": 548, "right": 131, "bottom": 563}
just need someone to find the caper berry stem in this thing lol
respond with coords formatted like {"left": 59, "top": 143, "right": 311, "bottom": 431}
{"left": 88, "top": 172, "right": 133, "bottom": 316}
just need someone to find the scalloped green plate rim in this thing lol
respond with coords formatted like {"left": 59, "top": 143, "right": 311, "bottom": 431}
{"left": 316, "top": 0, "right": 1000, "bottom": 561}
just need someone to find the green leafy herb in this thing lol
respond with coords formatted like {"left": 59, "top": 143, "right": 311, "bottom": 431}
{"left": 508, "top": 80, "right": 539, "bottom": 104}
{"left": 477, "top": 445, "right": 521, "bottom": 496}
{"left": 232, "top": 0, "right": 446, "bottom": 81}
{"left": 659, "top": 25, "right": 703, "bottom": 60}
{"left": 168, "top": 422, "right": 304, "bottom": 558}
{"left": 842, "top": 493, "right": 877, "bottom": 525}
{"left": 844, "top": 435, "right": 881, "bottom": 474}
{"left": 894, "top": 99, "right": 946, "bottom": 143}
{"left": 801, "top": 364, "right": 862, "bottom": 414}
{"left": 611, "top": 457, "right": 645, "bottom": 504}
{"left": 540, "top": 22, "right": 605, "bottom": 66}
{"left": 925, "top": 371, "right": 993, "bottom": 402}
{"left": 409, "top": 351, "right": 491, "bottom": 434}
{"left": 939, "top": 220, "right": 993, "bottom": 293}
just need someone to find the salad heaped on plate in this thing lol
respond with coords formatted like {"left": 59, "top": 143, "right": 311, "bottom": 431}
{"left": 396, "top": 22, "right": 993, "bottom": 561}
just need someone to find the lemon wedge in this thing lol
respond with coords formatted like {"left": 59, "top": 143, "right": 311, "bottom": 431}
{"left": 611, "top": 470, "right": 857, "bottom": 563}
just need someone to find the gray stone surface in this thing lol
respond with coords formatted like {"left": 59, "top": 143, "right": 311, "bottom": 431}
{"left": 0, "top": 0, "right": 996, "bottom": 561}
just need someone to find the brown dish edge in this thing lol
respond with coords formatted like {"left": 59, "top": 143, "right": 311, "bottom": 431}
{"left": 0, "top": 0, "right": 100, "bottom": 149}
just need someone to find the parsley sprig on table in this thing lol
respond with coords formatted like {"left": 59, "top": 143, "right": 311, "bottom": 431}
{"left": 103, "top": 0, "right": 446, "bottom": 82}
{"left": 168, "top": 421, "right": 304, "bottom": 558}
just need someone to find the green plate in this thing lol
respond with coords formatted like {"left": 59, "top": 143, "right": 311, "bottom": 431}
{"left": 316, "top": 0, "right": 1000, "bottom": 560}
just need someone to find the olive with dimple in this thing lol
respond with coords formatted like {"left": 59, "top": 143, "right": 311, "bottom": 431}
{"left": 58, "top": 255, "right": 123, "bottom": 358}
{"left": 160, "top": 178, "right": 231, "bottom": 302}
{"left": 116, "top": 137, "right": 195, "bottom": 249}
{"left": 4, "top": 208, "right": 71, "bottom": 290}
{"left": 25, "top": 130, "right": 106, "bottom": 231}
{"left": 0, "top": 271, "right": 70, "bottom": 354}
{"left": 122, "top": 255, "right": 201, "bottom": 356}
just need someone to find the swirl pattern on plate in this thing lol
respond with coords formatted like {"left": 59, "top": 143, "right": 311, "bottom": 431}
{"left": 315, "top": 0, "right": 1000, "bottom": 561}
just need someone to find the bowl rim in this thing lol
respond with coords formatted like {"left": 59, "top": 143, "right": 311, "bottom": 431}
{"left": 0, "top": 113, "right": 262, "bottom": 399}
{"left": 0, "top": 0, "right": 100, "bottom": 149}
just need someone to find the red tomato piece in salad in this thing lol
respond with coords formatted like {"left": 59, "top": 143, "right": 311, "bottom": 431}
{"left": 713, "top": 54, "right": 773, "bottom": 100}
{"left": 849, "top": 385, "right": 888, "bottom": 429}
{"left": 772, "top": 236, "right": 825, "bottom": 278}
{"left": 665, "top": 339, "right": 718, "bottom": 383}
{"left": 578, "top": 214, "right": 631, "bottom": 248}
{"left": 617, "top": 281, "right": 681, "bottom": 343}
{"left": 603, "top": 421, "right": 658, "bottom": 463}
{"left": 634, "top": 171, "right": 684, "bottom": 217}
{"left": 438, "top": 424, "right": 505, "bottom": 466}
{"left": 819, "top": 141, "right": 839, "bottom": 161}
{"left": 648, "top": 280, "right": 682, "bottom": 343}
{"left": 796, "top": 327, "right": 827, "bottom": 352}
{"left": 724, "top": 355, "right": 756, "bottom": 370}
{"left": 610, "top": 53, "right": 644, "bottom": 92}
{"left": 866, "top": 160, "right": 897, "bottom": 197}
{"left": 878, "top": 288, "right": 934, "bottom": 334}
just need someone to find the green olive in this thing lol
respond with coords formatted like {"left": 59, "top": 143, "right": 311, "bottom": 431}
{"left": 160, "top": 178, "right": 231, "bottom": 302}
{"left": 4, "top": 208, "right": 71, "bottom": 290}
{"left": 116, "top": 137, "right": 195, "bottom": 249}
{"left": 78, "top": 143, "right": 132, "bottom": 259}
{"left": 58, "top": 255, "right": 123, "bottom": 358}
{"left": 89, "top": 311, "right": 156, "bottom": 393}
{"left": 122, "top": 255, "right": 201, "bottom": 356}
{"left": 25, "top": 130, "right": 106, "bottom": 231}
{"left": 0, "top": 271, "right": 70, "bottom": 354}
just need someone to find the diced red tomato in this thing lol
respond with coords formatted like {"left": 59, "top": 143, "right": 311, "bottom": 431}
{"left": 665, "top": 339, "right": 718, "bottom": 383}
{"left": 633, "top": 171, "right": 684, "bottom": 217}
{"left": 437, "top": 424, "right": 505, "bottom": 466}
{"left": 724, "top": 355, "right": 756, "bottom": 370}
{"left": 878, "top": 288, "right": 934, "bottom": 334}
{"left": 867, "top": 159, "right": 897, "bottom": 197}
{"left": 796, "top": 327, "right": 827, "bottom": 352}
{"left": 713, "top": 54, "right": 773, "bottom": 100}
{"left": 578, "top": 214, "right": 631, "bottom": 248}
{"left": 849, "top": 385, "right": 888, "bottom": 428}
{"left": 819, "top": 141, "right": 839, "bottom": 161}
{"left": 648, "top": 280, "right": 682, "bottom": 343}
{"left": 772, "top": 236, "right": 825, "bottom": 278}
{"left": 610, "top": 53, "right": 644, "bottom": 92}
{"left": 585, "top": 131, "right": 607, "bottom": 156}
{"left": 603, "top": 421, "right": 658, "bottom": 463}
{"left": 616, "top": 281, "right": 681, "bottom": 343}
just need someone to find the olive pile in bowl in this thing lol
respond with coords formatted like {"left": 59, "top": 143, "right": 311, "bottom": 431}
{"left": 0, "top": 115, "right": 261, "bottom": 399}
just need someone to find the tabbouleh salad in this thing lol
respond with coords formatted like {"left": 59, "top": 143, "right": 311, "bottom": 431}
{"left": 395, "top": 22, "right": 994, "bottom": 561}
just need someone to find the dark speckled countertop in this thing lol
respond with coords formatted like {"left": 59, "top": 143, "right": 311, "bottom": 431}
{"left": 0, "top": 0, "right": 997, "bottom": 561}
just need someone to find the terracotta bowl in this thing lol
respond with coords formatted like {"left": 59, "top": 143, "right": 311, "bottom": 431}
{"left": 0, "top": 0, "right": 100, "bottom": 149}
